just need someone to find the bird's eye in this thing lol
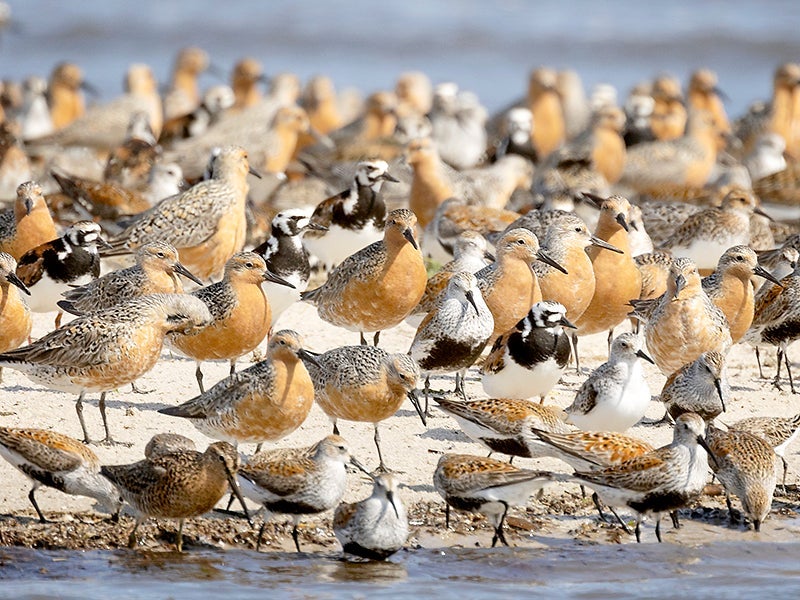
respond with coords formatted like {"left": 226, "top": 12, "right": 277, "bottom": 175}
{"left": 157, "top": 252, "right": 165, "bottom": 258}
{"left": 574, "top": 227, "right": 581, "bottom": 233}
{"left": 245, "top": 262, "right": 254, "bottom": 268}
{"left": 516, "top": 239, "right": 525, "bottom": 245}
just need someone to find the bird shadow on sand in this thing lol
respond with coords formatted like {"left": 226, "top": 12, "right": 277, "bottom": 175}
{"left": 418, "top": 427, "right": 469, "bottom": 443}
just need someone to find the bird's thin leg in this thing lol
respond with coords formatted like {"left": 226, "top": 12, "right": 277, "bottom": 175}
{"left": 28, "top": 487, "right": 46, "bottom": 523}
{"left": 755, "top": 347, "right": 765, "bottom": 379}
{"left": 75, "top": 392, "right": 92, "bottom": 444}
{"left": 571, "top": 332, "right": 581, "bottom": 374}
{"left": 196, "top": 362, "right": 205, "bottom": 393}
{"left": 230, "top": 359, "right": 236, "bottom": 376}
{"left": 374, "top": 424, "right": 388, "bottom": 472}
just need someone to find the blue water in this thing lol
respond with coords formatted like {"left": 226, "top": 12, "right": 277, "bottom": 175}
{"left": 3, "top": 0, "right": 800, "bottom": 117}
{"left": 2, "top": 542, "right": 800, "bottom": 599}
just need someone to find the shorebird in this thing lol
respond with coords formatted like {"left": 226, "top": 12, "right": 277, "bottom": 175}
{"left": 530, "top": 427, "right": 654, "bottom": 527}
{"left": 305, "top": 344, "right": 424, "bottom": 472}
{"left": 163, "top": 46, "right": 210, "bottom": 120}
{"left": 407, "top": 229, "right": 494, "bottom": 328}
{"left": 0, "top": 123, "right": 33, "bottom": 200}
{"left": 489, "top": 107, "right": 537, "bottom": 163}
{"left": 534, "top": 212, "right": 622, "bottom": 324}
{"left": 0, "top": 252, "right": 31, "bottom": 382}
{"left": 527, "top": 67, "right": 565, "bottom": 158}
{"left": 252, "top": 209, "right": 324, "bottom": 326}
{"left": 729, "top": 413, "right": 800, "bottom": 488}
{"left": 18, "top": 76, "right": 52, "bottom": 141}
{"left": 705, "top": 424, "right": 776, "bottom": 531}
{"left": 231, "top": 57, "right": 266, "bottom": 110}
{"left": 476, "top": 228, "right": 565, "bottom": 340}
{"left": 744, "top": 258, "right": 800, "bottom": 391}
{"left": 0, "top": 426, "right": 122, "bottom": 522}
{"left": 570, "top": 413, "right": 713, "bottom": 543}
{"left": 660, "top": 351, "right": 729, "bottom": 423}
{"left": 429, "top": 82, "right": 488, "bottom": 170}
{"left": 433, "top": 396, "right": 571, "bottom": 461}
{"left": 481, "top": 302, "right": 575, "bottom": 402}
{"left": 58, "top": 241, "right": 203, "bottom": 316}
{"left": 102, "top": 110, "right": 160, "bottom": 190}
{"left": 745, "top": 133, "right": 787, "bottom": 182}
{"left": 17, "top": 220, "right": 109, "bottom": 328}
{"left": 47, "top": 62, "right": 88, "bottom": 131}
{"left": 144, "top": 433, "right": 196, "bottom": 458}
{"left": 238, "top": 435, "right": 367, "bottom": 551}
{"left": 101, "top": 441, "right": 248, "bottom": 552}
{"left": 0, "top": 294, "right": 212, "bottom": 444}
{"left": 160, "top": 330, "right": 317, "bottom": 446}
{"left": 566, "top": 333, "right": 653, "bottom": 432}
{"left": 572, "top": 195, "right": 641, "bottom": 368}
{"left": 410, "top": 271, "right": 494, "bottom": 403}
{"left": 167, "top": 252, "right": 292, "bottom": 392}
{"left": 50, "top": 168, "right": 152, "bottom": 221}
{"left": 687, "top": 69, "right": 730, "bottom": 142}
{"left": 0, "top": 181, "right": 57, "bottom": 261}
{"left": 701, "top": 245, "right": 782, "bottom": 343}
{"left": 649, "top": 75, "right": 687, "bottom": 142}
{"left": 301, "top": 208, "right": 427, "bottom": 346}
{"left": 333, "top": 472, "right": 408, "bottom": 559}
{"left": 105, "top": 146, "right": 255, "bottom": 282}
{"left": 642, "top": 257, "right": 732, "bottom": 376}
{"left": 661, "top": 189, "right": 770, "bottom": 273}
{"left": 433, "top": 453, "right": 552, "bottom": 547}
{"left": 160, "top": 84, "right": 235, "bottom": 145}
{"left": 302, "top": 160, "right": 397, "bottom": 269}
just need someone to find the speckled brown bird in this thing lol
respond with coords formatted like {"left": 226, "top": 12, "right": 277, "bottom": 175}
{"left": 701, "top": 245, "right": 782, "bottom": 343}
{"left": 434, "top": 453, "right": 553, "bottom": 547}
{"left": 101, "top": 441, "right": 248, "bottom": 552}
{"left": 0, "top": 294, "right": 212, "bottom": 445}
{"left": 0, "top": 426, "right": 122, "bottom": 522}
{"left": 102, "top": 110, "right": 160, "bottom": 191}
{"left": 168, "top": 252, "right": 293, "bottom": 393}
{"left": 105, "top": 146, "right": 255, "bottom": 281}
{"left": 660, "top": 351, "right": 729, "bottom": 422}
{"left": 729, "top": 413, "right": 800, "bottom": 488}
{"left": 706, "top": 424, "right": 777, "bottom": 532}
{"left": 0, "top": 181, "right": 58, "bottom": 261}
{"left": 305, "top": 344, "right": 424, "bottom": 472}
{"left": 643, "top": 257, "right": 732, "bottom": 375}
{"left": 58, "top": 241, "right": 203, "bottom": 316}
{"left": 434, "top": 396, "right": 571, "bottom": 460}
{"left": 302, "top": 208, "right": 427, "bottom": 346}
{"left": 51, "top": 168, "right": 152, "bottom": 221}
{"left": 160, "top": 330, "right": 317, "bottom": 446}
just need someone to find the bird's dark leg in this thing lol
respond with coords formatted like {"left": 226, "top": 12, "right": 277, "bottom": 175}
{"left": 670, "top": 510, "right": 681, "bottom": 529}
{"left": 655, "top": 515, "right": 662, "bottom": 543}
{"left": 28, "top": 487, "right": 46, "bottom": 523}
{"left": 571, "top": 332, "right": 581, "bottom": 374}
{"left": 755, "top": 347, "right": 765, "bottom": 379}
{"left": 75, "top": 392, "right": 92, "bottom": 444}
{"left": 196, "top": 362, "right": 205, "bottom": 393}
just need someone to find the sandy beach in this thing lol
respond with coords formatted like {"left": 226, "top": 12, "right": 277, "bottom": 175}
{"left": 1, "top": 296, "right": 799, "bottom": 551}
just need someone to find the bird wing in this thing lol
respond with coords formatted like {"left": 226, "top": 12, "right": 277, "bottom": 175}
{"left": 0, "top": 428, "right": 83, "bottom": 472}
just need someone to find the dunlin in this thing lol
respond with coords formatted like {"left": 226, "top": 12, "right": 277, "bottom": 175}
{"left": 660, "top": 351, "right": 729, "bottom": 422}
{"left": 729, "top": 414, "right": 800, "bottom": 487}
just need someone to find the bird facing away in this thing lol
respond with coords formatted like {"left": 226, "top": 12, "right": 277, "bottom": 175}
{"left": 304, "top": 344, "right": 424, "bottom": 472}
{"left": 570, "top": 413, "right": 712, "bottom": 543}
{"left": 0, "top": 426, "right": 122, "bottom": 522}
{"left": 660, "top": 351, "right": 729, "bottom": 422}
{"left": 167, "top": 252, "right": 294, "bottom": 393}
{"left": 643, "top": 257, "right": 732, "bottom": 376}
{"left": 0, "top": 294, "right": 212, "bottom": 444}
{"left": 434, "top": 453, "right": 553, "bottom": 547}
{"left": 58, "top": 241, "right": 203, "bottom": 316}
{"left": 481, "top": 301, "right": 575, "bottom": 402}
{"left": 706, "top": 424, "right": 777, "bottom": 532}
{"left": 566, "top": 333, "right": 653, "bottom": 432}
{"left": 0, "top": 181, "right": 57, "bottom": 261}
{"left": 105, "top": 145, "right": 256, "bottom": 281}
{"left": 238, "top": 435, "right": 368, "bottom": 551}
{"left": 729, "top": 413, "right": 800, "bottom": 488}
{"left": 333, "top": 472, "right": 409, "bottom": 560}
{"left": 160, "top": 330, "right": 317, "bottom": 446}
{"left": 301, "top": 208, "right": 427, "bottom": 346}
{"left": 101, "top": 441, "right": 248, "bottom": 552}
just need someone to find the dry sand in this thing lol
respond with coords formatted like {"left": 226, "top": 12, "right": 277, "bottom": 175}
{"left": 1, "top": 299, "right": 800, "bottom": 551}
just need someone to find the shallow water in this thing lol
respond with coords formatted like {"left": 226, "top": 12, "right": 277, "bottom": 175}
{"left": 3, "top": 0, "right": 800, "bottom": 116}
{"left": 2, "top": 541, "right": 800, "bottom": 599}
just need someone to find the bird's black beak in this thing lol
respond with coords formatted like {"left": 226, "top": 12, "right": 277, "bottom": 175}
{"left": 403, "top": 227, "right": 419, "bottom": 250}
{"left": 465, "top": 289, "right": 479, "bottom": 315}
{"left": 386, "top": 489, "right": 400, "bottom": 519}
{"left": 753, "top": 206, "right": 773, "bottom": 221}
{"left": 226, "top": 468, "right": 252, "bottom": 527}
{"left": 307, "top": 221, "right": 329, "bottom": 232}
{"left": 263, "top": 269, "right": 295, "bottom": 288}
{"left": 248, "top": 166, "right": 263, "bottom": 179}
{"left": 407, "top": 389, "right": 426, "bottom": 427}
{"left": 349, "top": 456, "right": 372, "bottom": 475}
{"left": 98, "top": 237, "right": 113, "bottom": 250}
{"left": 559, "top": 315, "right": 577, "bottom": 329}
{"left": 536, "top": 249, "right": 568, "bottom": 274}
{"left": 80, "top": 80, "right": 100, "bottom": 97}
{"left": 714, "top": 378, "right": 726, "bottom": 413}
{"left": 298, "top": 347, "right": 321, "bottom": 368}
{"left": 636, "top": 349, "right": 656, "bottom": 365}
{"left": 673, "top": 274, "right": 686, "bottom": 299}
{"left": 590, "top": 235, "right": 623, "bottom": 254}
{"left": 713, "top": 86, "right": 729, "bottom": 102}
{"left": 697, "top": 435, "right": 719, "bottom": 469}
{"left": 754, "top": 264, "right": 783, "bottom": 288}
{"left": 6, "top": 272, "right": 31, "bottom": 295}
{"left": 380, "top": 172, "right": 400, "bottom": 183}
{"left": 484, "top": 250, "right": 496, "bottom": 262}
{"left": 615, "top": 213, "right": 629, "bottom": 232}
{"left": 174, "top": 262, "right": 204, "bottom": 286}
{"left": 23, "top": 197, "right": 33, "bottom": 215}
